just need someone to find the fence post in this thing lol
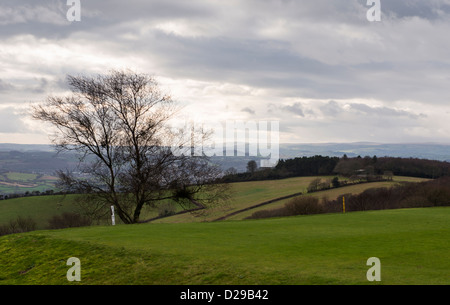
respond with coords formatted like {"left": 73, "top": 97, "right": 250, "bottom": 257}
{"left": 111, "top": 205, "right": 116, "bottom": 225}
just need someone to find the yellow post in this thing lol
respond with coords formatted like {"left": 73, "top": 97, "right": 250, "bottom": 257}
{"left": 343, "top": 196, "right": 345, "bottom": 214}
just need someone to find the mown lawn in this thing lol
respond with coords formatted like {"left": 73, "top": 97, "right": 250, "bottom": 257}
{"left": 0, "top": 207, "right": 448, "bottom": 285}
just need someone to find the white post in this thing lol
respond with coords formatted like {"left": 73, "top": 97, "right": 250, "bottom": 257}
{"left": 111, "top": 205, "right": 116, "bottom": 225}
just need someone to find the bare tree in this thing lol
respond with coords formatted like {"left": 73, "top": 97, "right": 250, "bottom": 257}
{"left": 32, "top": 70, "right": 227, "bottom": 224}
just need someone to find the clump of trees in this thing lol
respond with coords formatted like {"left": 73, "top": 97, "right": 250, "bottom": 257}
{"left": 0, "top": 189, "right": 58, "bottom": 201}
{"left": 246, "top": 160, "right": 258, "bottom": 174}
{"left": 221, "top": 156, "right": 340, "bottom": 182}
{"left": 221, "top": 154, "right": 450, "bottom": 183}
{"left": 333, "top": 155, "right": 450, "bottom": 179}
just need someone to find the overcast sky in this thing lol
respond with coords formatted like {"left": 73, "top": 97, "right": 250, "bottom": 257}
{"left": 1, "top": 0, "right": 450, "bottom": 144}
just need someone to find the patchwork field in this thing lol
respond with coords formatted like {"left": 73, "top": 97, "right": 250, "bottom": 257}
{"left": 0, "top": 175, "right": 430, "bottom": 228}
{"left": 0, "top": 172, "right": 58, "bottom": 194}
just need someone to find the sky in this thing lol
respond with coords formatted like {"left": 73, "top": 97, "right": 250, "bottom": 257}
{"left": 1, "top": 0, "right": 450, "bottom": 145}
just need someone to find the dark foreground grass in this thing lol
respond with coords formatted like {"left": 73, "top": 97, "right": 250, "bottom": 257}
{"left": 0, "top": 207, "right": 449, "bottom": 285}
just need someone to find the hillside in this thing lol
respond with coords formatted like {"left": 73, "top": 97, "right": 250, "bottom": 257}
{"left": 1, "top": 207, "right": 448, "bottom": 285}
{"left": 2, "top": 142, "right": 450, "bottom": 175}
{"left": 150, "top": 176, "right": 429, "bottom": 223}
{"left": 0, "top": 175, "right": 430, "bottom": 228}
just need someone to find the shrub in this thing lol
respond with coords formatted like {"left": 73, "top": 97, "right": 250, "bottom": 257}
{"left": 15, "top": 216, "right": 37, "bottom": 232}
{"left": 0, "top": 224, "right": 11, "bottom": 236}
{"left": 47, "top": 212, "right": 92, "bottom": 229}
{"left": 0, "top": 216, "right": 37, "bottom": 236}
{"left": 246, "top": 196, "right": 323, "bottom": 219}
{"left": 246, "top": 208, "right": 286, "bottom": 220}
{"left": 331, "top": 177, "right": 340, "bottom": 188}
{"left": 307, "top": 178, "right": 322, "bottom": 193}
{"left": 158, "top": 202, "right": 177, "bottom": 217}
{"left": 284, "top": 196, "right": 323, "bottom": 215}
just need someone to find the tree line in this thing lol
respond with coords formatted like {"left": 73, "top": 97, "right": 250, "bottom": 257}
{"left": 0, "top": 189, "right": 58, "bottom": 201}
{"left": 221, "top": 154, "right": 450, "bottom": 182}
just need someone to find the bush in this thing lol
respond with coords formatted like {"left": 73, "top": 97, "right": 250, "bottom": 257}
{"left": 284, "top": 197, "right": 323, "bottom": 215}
{"left": 0, "top": 216, "right": 37, "bottom": 236}
{"left": 47, "top": 212, "right": 92, "bottom": 229}
{"left": 158, "top": 202, "right": 177, "bottom": 217}
{"left": 246, "top": 208, "right": 286, "bottom": 220}
{"left": 246, "top": 196, "right": 323, "bottom": 219}
{"left": 0, "top": 225, "right": 9, "bottom": 236}
{"left": 331, "top": 177, "right": 340, "bottom": 188}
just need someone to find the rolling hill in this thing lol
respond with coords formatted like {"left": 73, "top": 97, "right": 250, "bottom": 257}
{"left": 0, "top": 207, "right": 448, "bottom": 285}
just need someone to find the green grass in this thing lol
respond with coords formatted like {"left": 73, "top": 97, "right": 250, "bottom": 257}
{"left": 0, "top": 172, "right": 58, "bottom": 194}
{"left": 0, "top": 176, "right": 430, "bottom": 227}
{"left": 4, "top": 172, "right": 38, "bottom": 181}
{"left": 228, "top": 181, "right": 401, "bottom": 220}
{"left": 0, "top": 207, "right": 448, "bottom": 284}
{"left": 151, "top": 176, "right": 343, "bottom": 223}
{"left": 0, "top": 195, "right": 80, "bottom": 229}
{"left": 155, "top": 176, "right": 430, "bottom": 222}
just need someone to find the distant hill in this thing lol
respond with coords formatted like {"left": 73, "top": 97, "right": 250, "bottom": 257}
{"left": 0, "top": 144, "right": 54, "bottom": 152}
{"left": 279, "top": 142, "right": 450, "bottom": 162}
{"left": 0, "top": 145, "right": 80, "bottom": 175}
{"left": 1, "top": 142, "right": 450, "bottom": 174}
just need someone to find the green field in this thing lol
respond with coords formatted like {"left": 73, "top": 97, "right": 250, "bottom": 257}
{"left": 152, "top": 176, "right": 429, "bottom": 223}
{"left": 1, "top": 176, "right": 337, "bottom": 227}
{"left": 0, "top": 175, "right": 430, "bottom": 228}
{"left": 0, "top": 207, "right": 448, "bottom": 284}
{"left": 0, "top": 195, "right": 80, "bottom": 229}
{"left": 0, "top": 172, "right": 58, "bottom": 194}
{"left": 228, "top": 178, "right": 423, "bottom": 220}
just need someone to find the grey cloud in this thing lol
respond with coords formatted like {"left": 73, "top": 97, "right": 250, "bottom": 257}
{"left": 3, "top": 1, "right": 450, "bottom": 104}
{"left": 349, "top": 103, "right": 426, "bottom": 119}
{"left": 319, "top": 101, "right": 343, "bottom": 117}
{"left": 27, "top": 78, "right": 50, "bottom": 94}
{"left": 241, "top": 107, "right": 255, "bottom": 115}
{"left": 0, "top": 79, "right": 14, "bottom": 92}
{"left": 0, "top": 0, "right": 215, "bottom": 39}
{"left": 376, "top": 0, "right": 450, "bottom": 20}
{"left": 145, "top": 33, "right": 354, "bottom": 93}
{"left": 319, "top": 101, "right": 426, "bottom": 120}
{"left": 1, "top": 0, "right": 450, "bottom": 144}
{"left": 281, "top": 103, "right": 305, "bottom": 117}
{"left": 0, "top": 107, "right": 29, "bottom": 133}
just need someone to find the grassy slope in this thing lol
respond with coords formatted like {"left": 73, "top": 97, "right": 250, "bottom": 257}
{"left": 0, "top": 176, "right": 331, "bottom": 227}
{"left": 0, "top": 176, "right": 429, "bottom": 227}
{"left": 155, "top": 176, "right": 429, "bottom": 223}
{"left": 0, "top": 172, "right": 58, "bottom": 194}
{"left": 228, "top": 181, "right": 401, "bottom": 220}
{"left": 0, "top": 195, "right": 80, "bottom": 229}
{"left": 0, "top": 207, "right": 448, "bottom": 285}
